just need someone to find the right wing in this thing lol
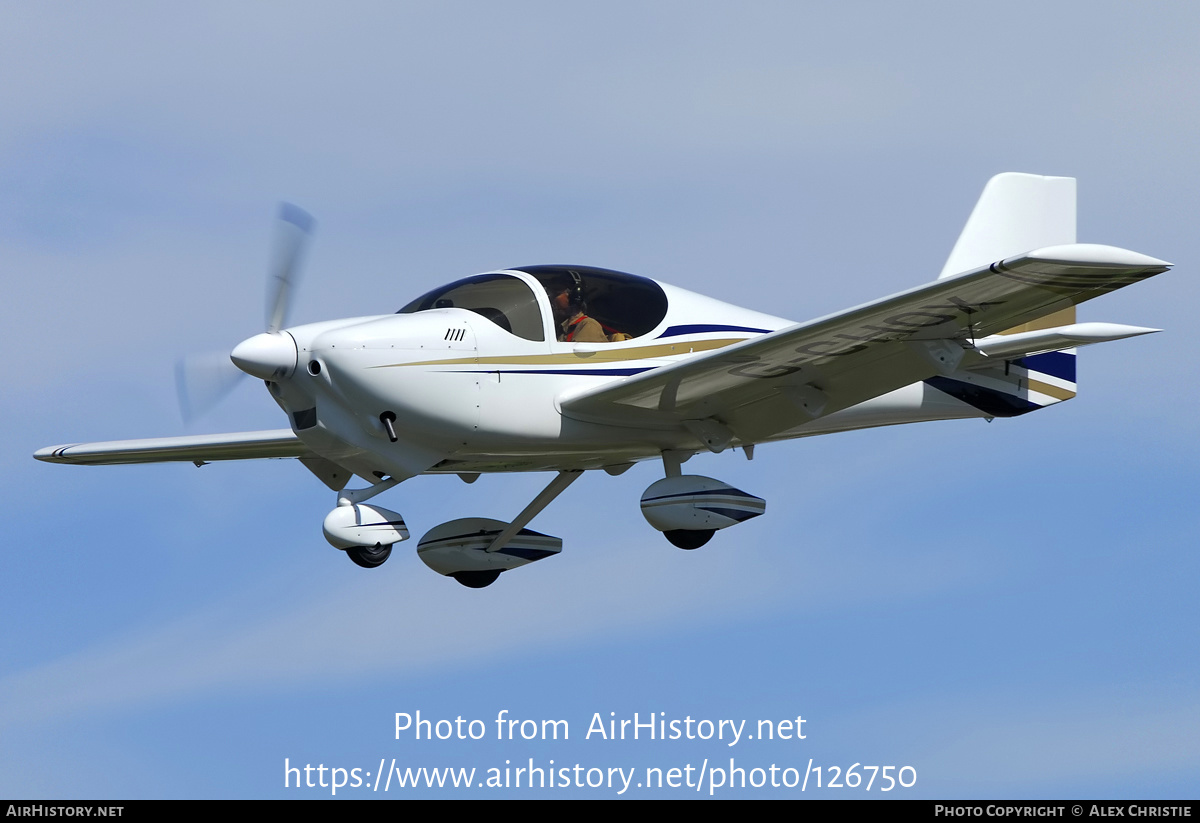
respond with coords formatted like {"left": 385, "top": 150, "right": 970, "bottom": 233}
{"left": 559, "top": 244, "right": 1171, "bottom": 445}
{"left": 34, "top": 429, "right": 309, "bottom": 466}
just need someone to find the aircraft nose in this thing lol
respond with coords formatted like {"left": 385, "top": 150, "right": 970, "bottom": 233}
{"left": 230, "top": 331, "right": 297, "bottom": 380}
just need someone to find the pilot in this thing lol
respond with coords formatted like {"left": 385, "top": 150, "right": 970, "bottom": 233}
{"left": 550, "top": 275, "right": 607, "bottom": 343}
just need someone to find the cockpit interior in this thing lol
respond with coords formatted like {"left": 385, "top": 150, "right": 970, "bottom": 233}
{"left": 398, "top": 265, "right": 670, "bottom": 343}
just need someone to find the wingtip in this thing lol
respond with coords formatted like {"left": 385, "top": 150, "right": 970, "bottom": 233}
{"left": 34, "top": 445, "right": 71, "bottom": 463}
{"left": 1024, "top": 244, "right": 1172, "bottom": 269}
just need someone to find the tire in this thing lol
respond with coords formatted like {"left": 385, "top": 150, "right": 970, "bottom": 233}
{"left": 346, "top": 543, "right": 392, "bottom": 568}
{"left": 664, "top": 529, "right": 715, "bottom": 550}
{"left": 450, "top": 570, "right": 502, "bottom": 588}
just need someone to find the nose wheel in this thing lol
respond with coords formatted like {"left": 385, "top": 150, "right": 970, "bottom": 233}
{"left": 346, "top": 544, "right": 392, "bottom": 568}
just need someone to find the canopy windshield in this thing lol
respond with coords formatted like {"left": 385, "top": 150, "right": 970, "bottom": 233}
{"left": 398, "top": 273, "right": 545, "bottom": 341}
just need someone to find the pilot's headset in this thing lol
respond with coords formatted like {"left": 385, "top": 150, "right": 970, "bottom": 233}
{"left": 564, "top": 269, "right": 586, "bottom": 311}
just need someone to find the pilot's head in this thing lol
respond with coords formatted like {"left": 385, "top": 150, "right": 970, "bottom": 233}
{"left": 550, "top": 285, "right": 583, "bottom": 317}
{"left": 550, "top": 272, "right": 586, "bottom": 317}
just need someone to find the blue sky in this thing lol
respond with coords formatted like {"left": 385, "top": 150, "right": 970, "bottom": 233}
{"left": 3, "top": 2, "right": 1198, "bottom": 798}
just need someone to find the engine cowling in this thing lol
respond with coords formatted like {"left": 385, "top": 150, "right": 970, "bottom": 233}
{"left": 322, "top": 503, "right": 409, "bottom": 550}
{"left": 640, "top": 475, "right": 765, "bottom": 533}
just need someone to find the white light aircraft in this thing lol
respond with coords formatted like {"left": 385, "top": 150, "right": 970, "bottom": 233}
{"left": 36, "top": 173, "right": 1172, "bottom": 588}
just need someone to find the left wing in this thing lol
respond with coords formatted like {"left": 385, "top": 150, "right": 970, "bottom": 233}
{"left": 34, "top": 429, "right": 309, "bottom": 465}
{"left": 559, "top": 244, "right": 1170, "bottom": 445}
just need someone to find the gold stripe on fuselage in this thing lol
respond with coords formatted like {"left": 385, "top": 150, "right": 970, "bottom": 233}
{"left": 368, "top": 337, "right": 750, "bottom": 369}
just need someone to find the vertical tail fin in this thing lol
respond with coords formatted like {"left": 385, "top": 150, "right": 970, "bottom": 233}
{"left": 940, "top": 172, "right": 1076, "bottom": 278}
{"left": 927, "top": 173, "right": 1080, "bottom": 415}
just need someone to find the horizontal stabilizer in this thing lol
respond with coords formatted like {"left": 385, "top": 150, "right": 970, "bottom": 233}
{"left": 973, "top": 322, "right": 1161, "bottom": 361}
{"left": 34, "top": 429, "right": 307, "bottom": 465}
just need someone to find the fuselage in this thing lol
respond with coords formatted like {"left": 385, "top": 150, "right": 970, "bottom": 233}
{"left": 250, "top": 266, "right": 984, "bottom": 482}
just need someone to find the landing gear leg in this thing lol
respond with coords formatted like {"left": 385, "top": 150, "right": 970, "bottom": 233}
{"left": 483, "top": 470, "right": 582, "bottom": 555}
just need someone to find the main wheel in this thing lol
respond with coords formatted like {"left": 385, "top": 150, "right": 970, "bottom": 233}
{"left": 450, "top": 570, "right": 502, "bottom": 588}
{"left": 664, "top": 529, "right": 715, "bottom": 550}
{"left": 346, "top": 543, "right": 392, "bottom": 568}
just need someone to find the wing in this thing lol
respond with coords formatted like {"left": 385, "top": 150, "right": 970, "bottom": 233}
{"left": 559, "top": 244, "right": 1171, "bottom": 444}
{"left": 34, "top": 429, "right": 308, "bottom": 465}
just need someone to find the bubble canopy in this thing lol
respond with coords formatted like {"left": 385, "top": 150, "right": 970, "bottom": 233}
{"left": 397, "top": 265, "right": 670, "bottom": 343}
